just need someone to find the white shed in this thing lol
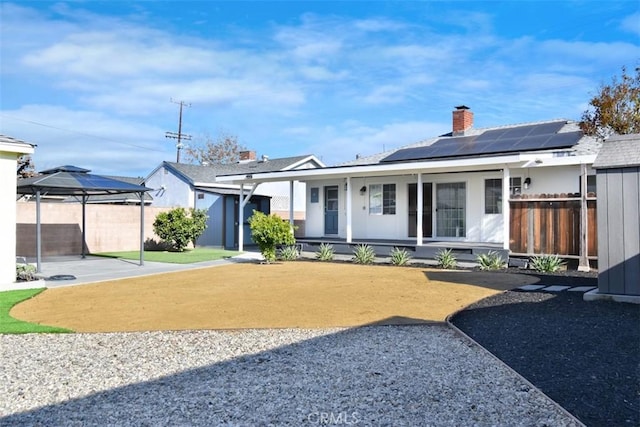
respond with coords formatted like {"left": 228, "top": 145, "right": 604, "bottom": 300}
{"left": 0, "top": 135, "right": 35, "bottom": 287}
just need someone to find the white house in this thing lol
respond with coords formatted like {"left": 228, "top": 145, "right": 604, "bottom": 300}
{"left": 145, "top": 152, "right": 324, "bottom": 249}
{"left": 1, "top": 135, "right": 35, "bottom": 287}
{"left": 216, "top": 107, "right": 601, "bottom": 265}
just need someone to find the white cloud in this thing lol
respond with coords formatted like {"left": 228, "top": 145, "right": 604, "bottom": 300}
{"left": 620, "top": 12, "right": 640, "bottom": 36}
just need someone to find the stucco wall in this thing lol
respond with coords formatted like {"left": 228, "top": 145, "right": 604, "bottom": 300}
{"left": 302, "top": 165, "right": 592, "bottom": 243}
{"left": 16, "top": 202, "right": 172, "bottom": 257}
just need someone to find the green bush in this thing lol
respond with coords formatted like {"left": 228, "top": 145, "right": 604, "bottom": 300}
{"left": 315, "top": 243, "right": 335, "bottom": 261}
{"left": 529, "top": 254, "right": 566, "bottom": 272}
{"left": 476, "top": 251, "right": 506, "bottom": 270}
{"left": 278, "top": 245, "right": 300, "bottom": 261}
{"left": 153, "top": 207, "right": 208, "bottom": 252}
{"left": 248, "top": 211, "right": 295, "bottom": 263}
{"left": 435, "top": 248, "right": 458, "bottom": 269}
{"left": 16, "top": 264, "right": 37, "bottom": 282}
{"left": 390, "top": 247, "right": 412, "bottom": 266}
{"left": 352, "top": 244, "right": 376, "bottom": 264}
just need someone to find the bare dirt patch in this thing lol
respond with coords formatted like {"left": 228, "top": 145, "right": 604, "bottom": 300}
{"left": 11, "top": 261, "right": 533, "bottom": 332}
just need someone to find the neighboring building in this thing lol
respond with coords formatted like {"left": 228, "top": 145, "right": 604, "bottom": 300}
{"left": 145, "top": 152, "right": 324, "bottom": 249}
{"left": 588, "top": 133, "right": 640, "bottom": 300}
{"left": 1, "top": 135, "right": 35, "bottom": 287}
{"left": 216, "top": 107, "right": 601, "bottom": 261}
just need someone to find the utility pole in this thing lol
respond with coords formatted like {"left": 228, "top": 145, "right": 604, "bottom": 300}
{"left": 165, "top": 99, "right": 192, "bottom": 163}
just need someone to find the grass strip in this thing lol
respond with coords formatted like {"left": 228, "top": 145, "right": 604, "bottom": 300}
{"left": 94, "top": 248, "right": 240, "bottom": 264}
{"left": 0, "top": 288, "right": 72, "bottom": 334}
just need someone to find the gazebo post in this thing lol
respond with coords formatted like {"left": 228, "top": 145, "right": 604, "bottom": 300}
{"left": 139, "top": 192, "right": 145, "bottom": 266}
{"left": 35, "top": 190, "right": 42, "bottom": 273}
{"left": 81, "top": 194, "right": 87, "bottom": 259}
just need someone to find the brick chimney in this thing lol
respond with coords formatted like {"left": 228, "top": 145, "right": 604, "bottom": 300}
{"left": 452, "top": 105, "right": 473, "bottom": 136}
{"left": 238, "top": 150, "right": 256, "bottom": 162}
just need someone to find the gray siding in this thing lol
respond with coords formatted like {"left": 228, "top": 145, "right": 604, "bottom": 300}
{"left": 596, "top": 167, "right": 640, "bottom": 295}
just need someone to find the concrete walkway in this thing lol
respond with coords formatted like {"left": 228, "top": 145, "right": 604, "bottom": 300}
{"left": 36, "top": 252, "right": 264, "bottom": 288}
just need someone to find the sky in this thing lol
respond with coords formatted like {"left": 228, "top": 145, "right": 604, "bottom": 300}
{"left": 1, "top": 1, "right": 638, "bottom": 177}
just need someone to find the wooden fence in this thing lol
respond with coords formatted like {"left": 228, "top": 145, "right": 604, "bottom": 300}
{"left": 509, "top": 195, "right": 597, "bottom": 258}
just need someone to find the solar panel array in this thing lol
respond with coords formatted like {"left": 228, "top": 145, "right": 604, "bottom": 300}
{"left": 381, "top": 121, "right": 582, "bottom": 163}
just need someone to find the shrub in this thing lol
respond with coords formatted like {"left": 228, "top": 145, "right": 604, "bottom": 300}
{"left": 390, "top": 247, "right": 412, "bottom": 266}
{"left": 278, "top": 245, "right": 300, "bottom": 261}
{"left": 153, "top": 207, "right": 208, "bottom": 252}
{"left": 352, "top": 244, "right": 376, "bottom": 264}
{"left": 476, "top": 251, "right": 506, "bottom": 270}
{"left": 435, "top": 248, "right": 458, "bottom": 269}
{"left": 248, "top": 210, "right": 295, "bottom": 263}
{"left": 315, "top": 243, "right": 335, "bottom": 261}
{"left": 16, "top": 264, "right": 37, "bottom": 282}
{"left": 529, "top": 254, "right": 566, "bottom": 273}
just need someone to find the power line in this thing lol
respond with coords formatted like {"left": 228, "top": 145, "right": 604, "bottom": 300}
{"left": 0, "top": 113, "right": 164, "bottom": 152}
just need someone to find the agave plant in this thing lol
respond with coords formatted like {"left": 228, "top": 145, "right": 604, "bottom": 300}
{"left": 390, "top": 247, "right": 412, "bottom": 266}
{"left": 435, "top": 248, "right": 458, "bottom": 269}
{"left": 315, "top": 243, "right": 335, "bottom": 261}
{"left": 352, "top": 244, "right": 376, "bottom": 264}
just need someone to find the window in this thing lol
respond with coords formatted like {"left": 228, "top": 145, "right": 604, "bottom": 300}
{"left": 369, "top": 184, "right": 396, "bottom": 215}
{"left": 510, "top": 177, "right": 522, "bottom": 196}
{"left": 485, "top": 179, "right": 502, "bottom": 214}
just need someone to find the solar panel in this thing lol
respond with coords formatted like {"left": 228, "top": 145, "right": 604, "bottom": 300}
{"left": 380, "top": 121, "right": 578, "bottom": 163}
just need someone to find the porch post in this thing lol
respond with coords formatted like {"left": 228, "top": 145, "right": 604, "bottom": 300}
{"left": 289, "top": 181, "right": 295, "bottom": 226}
{"left": 578, "top": 163, "right": 590, "bottom": 271}
{"left": 417, "top": 173, "right": 423, "bottom": 246}
{"left": 346, "top": 177, "right": 352, "bottom": 243}
{"left": 502, "top": 167, "right": 510, "bottom": 250}
{"left": 238, "top": 184, "right": 245, "bottom": 252}
{"left": 238, "top": 183, "right": 260, "bottom": 253}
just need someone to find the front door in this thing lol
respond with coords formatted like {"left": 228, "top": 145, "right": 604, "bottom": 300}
{"left": 408, "top": 183, "right": 433, "bottom": 238}
{"left": 324, "top": 186, "right": 339, "bottom": 234}
{"left": 436, "top": 182, "right": 466, "bottom": 237}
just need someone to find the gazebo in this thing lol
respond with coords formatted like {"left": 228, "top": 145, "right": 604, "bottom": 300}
{"left": 17, "top": 165, "right": 151, "bottom": 272}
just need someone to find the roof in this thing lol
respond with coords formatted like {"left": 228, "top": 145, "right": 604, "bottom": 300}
{"left": 0, "top": 134, "right": 36, "bottom": 155}
{"left": 80, "top": 176, "right": 153, "bottom": 203}
{"left": 17, "top": 166, "right": 151, "bottom": 196}
{"left": 340, "top": 120, "right": 601, "bottom": 166}
{"left": 593, "top": 134, "right": 640, "bottom": 169}
{"left": 161, "top": 154, "right": 323, "bottom": 184}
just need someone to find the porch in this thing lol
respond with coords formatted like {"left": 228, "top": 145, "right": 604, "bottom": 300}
{"left": 297, "top": 237, "right": 507, "bottom": 263}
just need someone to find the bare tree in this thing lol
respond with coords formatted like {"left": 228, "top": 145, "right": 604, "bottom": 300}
{"left": 183, "top": 133, "right": 247, "bottom": 165}
{"left": 17, "top": 155, "right": 36, "bottom": 178}
{"left": 580, "top": 66, "right": 640, "bottom": 139}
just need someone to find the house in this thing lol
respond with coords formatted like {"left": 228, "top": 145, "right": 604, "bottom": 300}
{"left": 144, "top": 152, "right": 324, "bottom": 249}
{"left": 215, "top": 107, "right": 601, "bottom": 265}
{"left": 586, "top": 133, "right": 640, "bottom": 302}
{"left": 1, "top": 135, "right": 35, "bottom": 287}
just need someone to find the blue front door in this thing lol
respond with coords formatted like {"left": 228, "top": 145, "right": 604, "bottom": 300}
{"left": 324, "top": 186, "right": 339, "bottom": 235}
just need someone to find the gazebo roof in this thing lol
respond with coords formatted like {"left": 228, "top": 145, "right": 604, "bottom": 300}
{"left": 17, "top": 165, "right": 150, "bottom": 196}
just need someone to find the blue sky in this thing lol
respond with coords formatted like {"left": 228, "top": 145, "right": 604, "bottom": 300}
{"left": 1, "top": 1, "right": 638, "bottom": 177}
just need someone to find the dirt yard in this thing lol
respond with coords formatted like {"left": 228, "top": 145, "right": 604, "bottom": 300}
{"left": 11, "top": 261, "right": 538, "bottom": 332}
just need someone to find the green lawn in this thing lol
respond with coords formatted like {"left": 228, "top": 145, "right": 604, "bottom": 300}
{"left": 94, "top": 247, "right": 240, "bottom": 264}
{"left": 0, "top": 288, "right": 72, "bottom": 334}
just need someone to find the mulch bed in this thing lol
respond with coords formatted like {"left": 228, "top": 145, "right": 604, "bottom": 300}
{"left": 451, "top": 273, "right": 640, "bottom": 427}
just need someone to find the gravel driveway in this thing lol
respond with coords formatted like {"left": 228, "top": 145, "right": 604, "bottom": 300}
{"left": 0, "top": 326, "right": 580, "bottom": 426}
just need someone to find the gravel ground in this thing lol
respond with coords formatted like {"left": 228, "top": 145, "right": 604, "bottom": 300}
{"left": 451, "top": 289, "right": 640, "bottom": 427}
{"left": 0, "top": 326, "right": 580, "bottom": 426}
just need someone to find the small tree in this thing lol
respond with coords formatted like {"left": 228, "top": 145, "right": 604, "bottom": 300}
{"left": 17, "top": 155, "right": 36, "bottom": 178}
{"left": 580, "top": 65, "right": 640, "bottom": 139}
{"left": 183, "top": 132, "right": 247, "bottom": 165}
{"left": 153, "top": 208, "right": 208, "bottom": 251}
{"left": 248, "top": 210, "right": 295, "bottom": 263}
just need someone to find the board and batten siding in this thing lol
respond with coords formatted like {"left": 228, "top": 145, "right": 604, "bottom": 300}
{"left": 596, "top": 166, "right": 640, "bottom": 295}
